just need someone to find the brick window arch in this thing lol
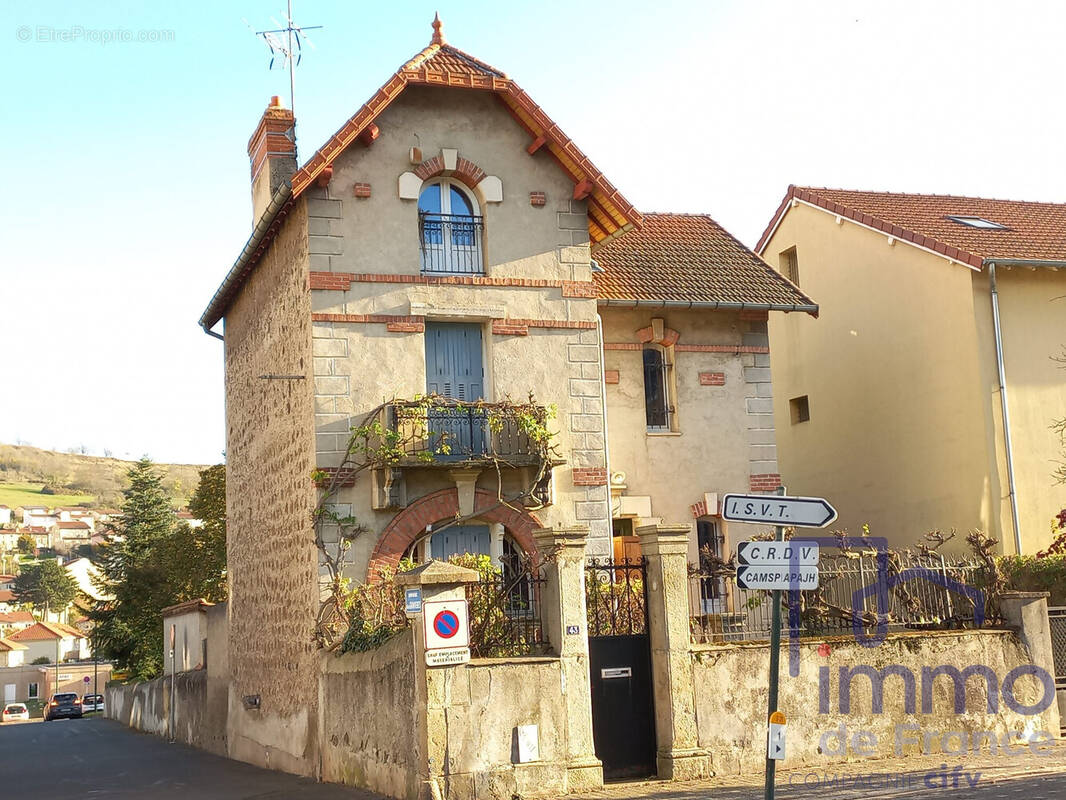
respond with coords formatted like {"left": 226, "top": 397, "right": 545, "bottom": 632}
{"left": 413, "top": 155, "right": 486, "bottom": 191}
{"left": 366, "top": 488, "right": 541, "bottom": 578}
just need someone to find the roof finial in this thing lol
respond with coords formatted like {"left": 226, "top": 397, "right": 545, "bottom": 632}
{"left": 431, "top": 12, "right": 445, "bottom": 45}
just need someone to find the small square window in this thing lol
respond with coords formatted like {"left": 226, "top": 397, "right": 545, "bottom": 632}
{"left": 945, "top": 215, "right": 1008, "bottom": 230}
{"left": 28, "top": 682, "right": 39, "bottom": 699}
{"left": 790, "top": 395, "right": 810, "bottom": 424}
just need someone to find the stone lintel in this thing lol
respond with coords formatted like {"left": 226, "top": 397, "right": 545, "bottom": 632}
{"left": 636, "top": 523, "right": 692, "bottom": 556}
{"left": 396, "top": 559, "right": 479, "bottom": 587}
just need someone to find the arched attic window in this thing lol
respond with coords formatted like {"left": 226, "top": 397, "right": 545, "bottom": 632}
{"left": 418, "top": 179, "right": 484, "bottom": 275}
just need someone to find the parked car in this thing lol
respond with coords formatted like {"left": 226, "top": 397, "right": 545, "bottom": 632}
{"left": 44, "top": 692, "right": 82, "bottom": 721}
{"left": 81, "top": 694, "right": 104, "bottom": 712}
{"left": 2, "top": 703, "right": 29, "bottom": 722}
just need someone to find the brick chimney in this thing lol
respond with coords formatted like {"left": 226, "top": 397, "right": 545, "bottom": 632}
{"left": 247, "top": 96, "right": 297, "bottom": 224}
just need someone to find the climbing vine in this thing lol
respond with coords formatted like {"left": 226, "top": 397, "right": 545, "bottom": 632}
{"left": 312, "top": 393, "right": 559, "bottom": 649}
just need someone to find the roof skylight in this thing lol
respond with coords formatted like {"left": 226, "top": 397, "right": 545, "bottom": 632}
{"left": 946, "top": 215, "right": 1008, "bottom": 230}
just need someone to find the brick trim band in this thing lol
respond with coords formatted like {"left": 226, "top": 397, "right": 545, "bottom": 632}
{"left": 604, "top": 342, "right": 770, "bottom": 354}
{"left": 366, "top": 488, "right": 542, "bottom": 579}
{"left": 749, "top": 473, "right": 783, "bottom": 492}
{"left": 572, "top": 467, "right": 608, "bottom": 486}
{"left": 308, "top": 271, "right": 596, "bottom": 294}
{"left": 603, "top": 369, "right": 620, "bottom": 384}
{"left": 312, "top": 313, "right": 424, "bottom": 325}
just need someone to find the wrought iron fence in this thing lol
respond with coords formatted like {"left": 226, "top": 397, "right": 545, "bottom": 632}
{"left": 689, "top": 551, "right": 992, "bottom": 645}
{"left": 381, "top": 400, "right": 545, "bottom": 466}
{"left": 585, "top": 557, "right": 648, "bottom": 637}
{"left": 419, "top": 212, "right": 484, "bottom": 274}
{"left": 1049, "top": 606, "right": 1066, "bottom": 693}
{"left": 465, "top": 559, "right": 548, "bottom": 657}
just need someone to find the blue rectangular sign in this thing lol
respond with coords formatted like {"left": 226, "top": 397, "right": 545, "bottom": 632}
{"left": 405, "top": 587, "right": 423, "bottom": 615}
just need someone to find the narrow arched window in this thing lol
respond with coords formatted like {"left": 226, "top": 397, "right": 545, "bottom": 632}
{"left": 418, "top": 180, "right": 483, "bottom": 274}
{"left": 643, "top": 344, "right": 674, "bottom": 431}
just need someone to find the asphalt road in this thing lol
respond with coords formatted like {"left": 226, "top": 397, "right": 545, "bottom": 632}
{"left": 0, "top": 717, "right": 383, "bottom": 799}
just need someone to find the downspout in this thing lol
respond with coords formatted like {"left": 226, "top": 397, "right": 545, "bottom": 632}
{"left": 988, "top": 262, "right": 1023, "bottom": 554}
{"left": 596, "top": 314, "right": 614, "bottom": 545}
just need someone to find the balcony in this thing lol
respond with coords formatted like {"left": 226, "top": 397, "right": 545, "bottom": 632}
{"left": 379, "top": 399, "right": 547, "bottom": 468}
{"left": 419, "top": 212, "right": 484, "bottom": 275}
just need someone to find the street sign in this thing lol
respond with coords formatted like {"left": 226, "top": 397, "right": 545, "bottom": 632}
{"left": 737, "top": 541, "right": 819, "bottom": 566}
{"left": 423, "top": 598, "right": 470, "bottom": 656}
{"left": 425, "top": 646, "right": 471, "bottom": 667}
{"left": 767, "top": 711, "right": 787, "bottom": 760}
{"left": 737, "top": 566, "right": 819, "bottom": 591}
{"left": 83, "top": 676, "right": 90, "bottom": 684}
{"left": 722, "top": 493, "right": 837, "bottom": 528}
{"left": 404, "top": 587, "right": 423, "bottom": 616}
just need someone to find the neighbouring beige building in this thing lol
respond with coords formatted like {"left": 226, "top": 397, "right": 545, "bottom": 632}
{"left": 199, "top": 19, "right": 813, "bottom": 779}
{"left": 759, "top": 186, "right": 1066, "bottom": 554}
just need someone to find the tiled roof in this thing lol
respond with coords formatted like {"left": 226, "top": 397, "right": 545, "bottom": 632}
{"left": 56, "top": 521, "right": 90, "bottom": 529}
{"left": 200, "top": 16, "right": 641, "bottom": 331}
{"left": 0, "top": 590, "right": 14, "bottom": 603}
{"left": 0, "top": 637, "right": 27, "bottom": 651}
{"left": 757, "top": 186, "right": 1066, "bottom": 268}
{"left": 0, "top": 611, "right": 34, "bottom": 625}
{"left": 8, "top": 621, "right": 72, "bottom": 641}
{"left": 594, "top": 213, "right": 817, "bottom": 313}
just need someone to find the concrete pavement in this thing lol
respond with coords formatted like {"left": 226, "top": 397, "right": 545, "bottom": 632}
{"left": 0, "top": 716, "right": 383, "bottom": 799}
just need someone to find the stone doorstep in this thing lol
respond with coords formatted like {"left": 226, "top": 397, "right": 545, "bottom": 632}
{"left": 561, "top": 739, "right": 1066, "bottom": 798}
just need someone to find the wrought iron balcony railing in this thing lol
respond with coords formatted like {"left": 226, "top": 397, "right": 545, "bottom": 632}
{"left": 419, "top": 212, "right": 484, "bottom": 274}
{"left": 379, "top": 399, "right": 546, "bottom": 467}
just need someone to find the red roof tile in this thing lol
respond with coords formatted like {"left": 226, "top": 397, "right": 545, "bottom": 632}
{"left": 0, "top": 637, "right": 27, "bottom": 651}
{"left": 0, "top": 611, "right": 35, "bottom": 625}
{"left": 0, "top": 590, "right": 14, "bottom": 603}
{"left": 757, "top": 186, "right": 1066, "bottom": 268}
{"left": 8, "top": 621, "right": 79, "bottom": 642}
{"left": 56, "top": 521, "right": 90, "bottom": 530}
{"left": 594, "top": 213, "right": 817, "bottom": 313}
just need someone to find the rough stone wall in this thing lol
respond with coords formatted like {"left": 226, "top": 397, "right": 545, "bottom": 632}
{"left": 692, "top": 630, "right": 1058, "bottom": 775}
{"left": 105, "top": 671, "right": 213, "bottom": 750}
{"left": 223, "top": 198, "right": 319, "bottom": 774}
{"left": 319, "top": 630, "right": 419, "bottom": 799}
{"left": 432, "top": 657, "right": 572, "bottom": 800}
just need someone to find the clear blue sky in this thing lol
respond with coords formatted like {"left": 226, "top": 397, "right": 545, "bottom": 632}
{"left": 2, "top": 0, "right": 1064, "bottom": 464}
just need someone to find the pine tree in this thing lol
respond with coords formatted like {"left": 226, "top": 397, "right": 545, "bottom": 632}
{"left": 90, "top": 458, "right": 176, "bottom": 680}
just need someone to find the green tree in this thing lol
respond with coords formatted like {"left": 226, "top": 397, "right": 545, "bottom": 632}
{"left": 168, "top": 464, "right": 227, "bottom": 602}
{"left": 89, "top": 458, "right": 177, "bottom": 680}
{"left": 17, "top": 534, "right": 35, "bottom": 554}
{"left": 12, "top": 560, "right": 77, "bottom": 616}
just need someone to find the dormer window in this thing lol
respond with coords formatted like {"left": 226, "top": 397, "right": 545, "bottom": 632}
{"left": 945, "top": 215, "right": 1008, "bottom": 230}
{"left": 419, "top": 180, "right": 484, "bottom": 274}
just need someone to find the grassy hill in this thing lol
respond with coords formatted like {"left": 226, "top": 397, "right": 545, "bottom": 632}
{"left": 0, "top": 444, "right": 212, "bottom": 509}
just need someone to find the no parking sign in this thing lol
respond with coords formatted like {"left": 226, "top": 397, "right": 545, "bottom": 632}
{"left": 422, "top": 599, "right": 471, "bottom": 667}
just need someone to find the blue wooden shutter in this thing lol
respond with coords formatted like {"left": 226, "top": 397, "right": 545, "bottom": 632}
{"left": 425, "top": 323, "right": 483, "bottom": 400}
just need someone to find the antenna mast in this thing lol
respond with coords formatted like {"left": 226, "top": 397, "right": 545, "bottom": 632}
{"left": 254, "top": 0, "right": 322, "bottom": 156}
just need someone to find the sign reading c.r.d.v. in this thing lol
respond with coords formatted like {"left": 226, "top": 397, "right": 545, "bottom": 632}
{"left": 422, "top": 599, "right": 471, "bottom": 667}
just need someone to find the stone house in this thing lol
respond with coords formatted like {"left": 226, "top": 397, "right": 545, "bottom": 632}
{"left": 0, "top": 637, "right": 26, "bottom": 668}
{"left": 758, "top": 187, "right": 1066, "bottom": 553}
{"left": 199, "top": 18, "right": 812, "bottom": 776}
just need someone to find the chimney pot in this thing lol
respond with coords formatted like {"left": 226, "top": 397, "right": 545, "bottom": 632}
{"left": 248, "top": 97, "right": 297, "bottom": 225}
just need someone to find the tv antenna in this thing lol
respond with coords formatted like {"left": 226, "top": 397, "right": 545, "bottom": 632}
{"left": 251, "top": 0, "right": 322, "bottom": 131}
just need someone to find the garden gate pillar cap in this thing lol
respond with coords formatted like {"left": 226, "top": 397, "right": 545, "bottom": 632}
{"left": 999, "top": 591, "right": 1051, "bottom": 600}
{"left": 636, "top": 524, "right": 691, "bottom": 556}
{"left": 531, "top": 525, "right": 589, "bottom": 555}
{"left": 395, "top": 559, "right": 480, "bottom": 587}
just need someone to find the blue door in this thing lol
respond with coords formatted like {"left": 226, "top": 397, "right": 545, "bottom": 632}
{"left": 431, "top": 525, "right": 490, "bottom": 559}
{"left": 425, "top": 323, "right": 486, "bottom": 458}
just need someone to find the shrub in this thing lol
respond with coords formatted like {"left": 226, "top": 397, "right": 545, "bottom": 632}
{"left": 997, "top": 554, "right": 1066, "bottom": 605}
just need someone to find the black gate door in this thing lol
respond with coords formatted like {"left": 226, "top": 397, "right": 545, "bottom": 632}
{"left": 585, "top": 558, "right": 656, "bottom": 780}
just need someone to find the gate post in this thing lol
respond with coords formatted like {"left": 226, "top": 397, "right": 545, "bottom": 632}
{"left": 532, "top": 525, "right": 604, "bottom": 792}
{"left": 637, "top": 523, "right": 712, "bottom": 780}
{"left": 397, "top": 560, "right": 481, "bottom": 800}
{"left": 999, "top": 591, "right": 1062, "bottom": 736}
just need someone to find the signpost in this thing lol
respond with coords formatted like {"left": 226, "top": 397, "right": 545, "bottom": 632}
{"left": 723, "top": 491, "right": 836, "bottom": 800}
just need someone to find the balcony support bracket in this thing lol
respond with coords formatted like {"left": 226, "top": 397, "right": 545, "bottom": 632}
{"left": 449, "top": 468, "right": 483, "bottom": 518}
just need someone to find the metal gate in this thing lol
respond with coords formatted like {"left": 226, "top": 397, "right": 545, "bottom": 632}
{"left": 1050, "top": 606, "right": 1066, "bottom": 724}
{"left": 585, "top": 557, "right": 656, "bottom": 781}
